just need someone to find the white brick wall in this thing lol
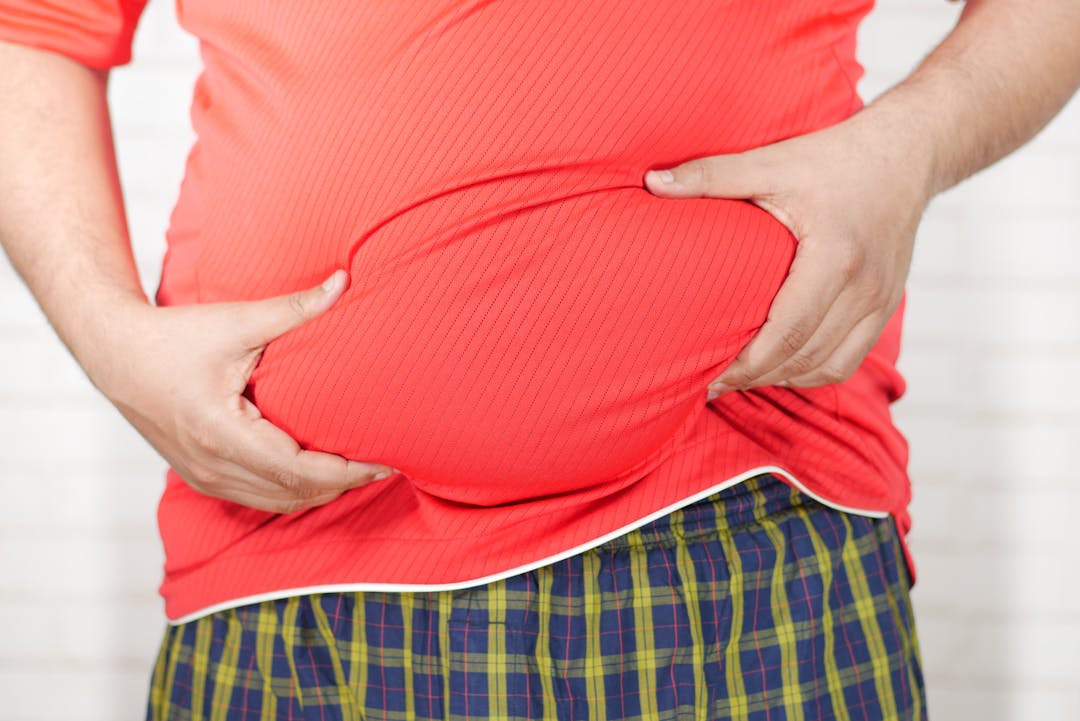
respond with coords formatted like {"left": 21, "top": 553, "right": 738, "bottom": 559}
{"left": 0, "top": 0, "right": 1077, "bottom": 718}
{"left": 863, "top": 3, "right": 1080, "bottom": 720}
{"left": 0, "top": 0, "right": 188, "bottom": 715}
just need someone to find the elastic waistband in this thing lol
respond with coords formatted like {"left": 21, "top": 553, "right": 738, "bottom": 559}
{"left": 592, "top": 471, "right": 814, "bottom": 554}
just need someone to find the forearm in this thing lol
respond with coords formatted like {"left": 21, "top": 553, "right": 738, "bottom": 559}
{"left": 859, "top": 0, "right": 1080, "bottom": 200}
{"left": 0, "top": 40, "right": 150, "bottom": 391}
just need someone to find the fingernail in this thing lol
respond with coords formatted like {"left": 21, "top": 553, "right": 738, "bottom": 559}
{"left": 706, "top": 389, "right": 720, "bottom": 402}
{"left": 708, "top": 382, "right": 731, "bottom": 396}
{"left": 647, "top": 169, "right": 676, "bottom": 185}
{"left": 372, "top": 471, "right": 390, "bottom": 481}
{"left": 321, "top": 270, "right": 342, "bottom": 293}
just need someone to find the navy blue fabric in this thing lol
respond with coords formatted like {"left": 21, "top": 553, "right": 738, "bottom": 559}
{"left": 147, "top": 473, "right": 927, "bottom": 720}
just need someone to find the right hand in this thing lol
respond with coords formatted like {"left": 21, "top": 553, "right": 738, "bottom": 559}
{"left": 94, "top": 269, "right": 398, "bottom": 514}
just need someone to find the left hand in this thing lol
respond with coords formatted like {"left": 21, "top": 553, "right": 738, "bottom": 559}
{"left": 643, "top": 106, "right": 933, "bottom": 399}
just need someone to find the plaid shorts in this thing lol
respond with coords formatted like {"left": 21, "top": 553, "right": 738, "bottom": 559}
{"left": 145, "top": 473, "right": 926, "bottom": 720}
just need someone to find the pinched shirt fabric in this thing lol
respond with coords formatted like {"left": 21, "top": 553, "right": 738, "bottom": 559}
{"left": 0, "top": 0, "right": 914, "bottom": 623}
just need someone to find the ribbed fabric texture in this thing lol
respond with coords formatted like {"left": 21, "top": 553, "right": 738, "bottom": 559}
{"left": 0, "top": 0, "right": 914, "bottom": 623}
{"left": 0, "top": 0, "right": 148, "bottom": 69}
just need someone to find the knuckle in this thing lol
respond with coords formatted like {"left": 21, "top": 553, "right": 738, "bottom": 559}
{"left": 185, "top": 422, "right": 220, "bottom": 455}
{"left": 690, "top": 160, "right": 712, "bottom": 188}
{"left": 872, "top": 287, "right": 895, "bottom": 312}
{"left": 267, "top": 463, "right": 303, "bottom": 493}
{"left": 835, "top": 241, "right": 864, "bottom": 277}
{"left": 277, "top": 498, "right": 310, "bottom": 515}
{"left": 186, "top": 409, "right": 230, "bottom": 455}
{"left": 885, "top": 286, "right": 904, "bottom": 311}
{"left": 784, "top": 352, "right": 817, "bottom": 378}
{"left": 779, "top": 325, "right": 809, "bottom": 356}
{"left": 199, "top": 434, "right": 226, "bottom": 459}
{"left": 819, "top": 363, "right": 854, "bottom": 384}
{"left": 719, "top": 365, "right": 754, "bottom": 390}
{"left": 195, "top": 468, "right": 230, "bottom": 492}
{"left": 856, "top": 277, "right": 885, "bottom": 306}
{"left": 876, "top": 279, "right": 903, "bottom": 309}
{"left": 287, "top": 291, "right": 308, "bottom": 320}
{"left": 726, "top": 376, "right": 753, "bottom": 391}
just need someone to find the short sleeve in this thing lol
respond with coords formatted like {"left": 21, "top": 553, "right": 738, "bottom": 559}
{"left": 0, "top": 0, "right": 151, "bottom": 70}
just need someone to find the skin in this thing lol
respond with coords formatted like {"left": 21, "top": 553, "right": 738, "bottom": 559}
{"left": 0, "top": 51, "right": 396, "bottom": 514}
{"left": 645, "top": 0, "right": 1080, "bottom": 400}
{"left": 2, "top": 0, "right": 1079, "bottom": 513}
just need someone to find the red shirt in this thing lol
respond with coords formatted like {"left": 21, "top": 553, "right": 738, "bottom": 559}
{"left": 1, "top": 0, "right": 913, "bottom": 623}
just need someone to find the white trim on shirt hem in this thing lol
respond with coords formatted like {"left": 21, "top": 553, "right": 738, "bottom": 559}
{"left": 166, "top": 464, "right": 890, "bottom": 626}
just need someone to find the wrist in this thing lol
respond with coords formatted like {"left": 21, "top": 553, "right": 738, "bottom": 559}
{"left": 877, "top": 87, "right": 956, "bottom": 201}
{"left": 842, "top": 94, "right": 940, "bottom": 211}
{"left": 67, "top": 291, "right": 157, "bottom": 400}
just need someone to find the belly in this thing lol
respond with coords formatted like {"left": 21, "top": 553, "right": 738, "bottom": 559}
{"left": 246, "top": 185, "right": 794, "bottom": 504}
{"left": 166, "top": 0, "right": 864, "bottom": 505}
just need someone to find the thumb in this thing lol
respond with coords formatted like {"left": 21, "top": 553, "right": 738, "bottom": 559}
{"left": 236, "top": 269, "right": 349, "bottom": 349}
{"left": 643, "top": 150, "right": 770, "bottom": 199}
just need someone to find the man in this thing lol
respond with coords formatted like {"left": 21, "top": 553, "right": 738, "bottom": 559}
{"left": 1, "top": 0, "right": 1078, "bottom": 718}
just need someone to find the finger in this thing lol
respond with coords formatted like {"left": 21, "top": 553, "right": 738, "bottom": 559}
{"left": 782, "top": 313, "right": 889, "bottom": 388}
{"left": 209, "top": 430, "right": 393, "bottom": 507}
{"left": 162, "top": 445, "right": 347, "bottom": 512}
{"left": 208, "top": 450, "right": 386, "bottom": 513}
{"left": 643, "top": 150, "right": 773, "bottom": 199}
{"left": 740, "top": 283, "right": 879, "bottom": 389}
{"left": 246, "top": 417, "right": 396, "bottom": 491}
{"left": 200, "top": 451, "right": 350, "bottom": 503}
{"left": 194, "top": 477, "right": 346, "bottom": 515}
{"left": 708, "top": 242, "right": 850, "bottom": 394}
{"left": 235, "top": 269, "right": 349, "bottom": 349}
{"left": 212, "top": 400, "right": 396, "bottom": 494}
